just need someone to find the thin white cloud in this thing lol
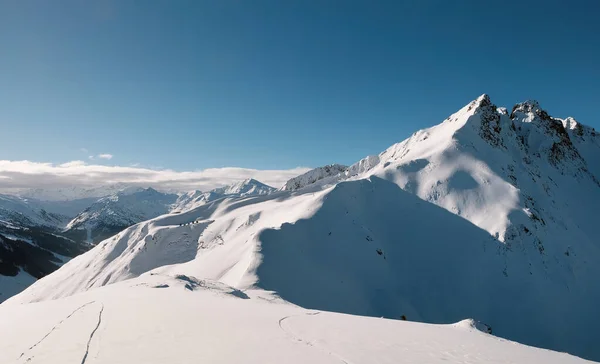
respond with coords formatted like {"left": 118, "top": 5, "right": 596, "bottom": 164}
{"left": 59, "top": 161, "right": 87, "bottom": 168}
{"left": 0, "top": 160, "right": 311, "bottom": 193}
{"left": 97, "top": 154, "right": 113, "bottom": 160}
{"left": 80, "top": 148, "right": 89, "bottom": 154}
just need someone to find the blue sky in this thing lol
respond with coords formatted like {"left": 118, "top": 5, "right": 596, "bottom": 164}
{"left": 1, "top": 0, "right": 598, "bottom": 171}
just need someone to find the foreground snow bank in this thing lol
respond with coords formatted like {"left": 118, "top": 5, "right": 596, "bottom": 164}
{"left": 0, "top": 274, "right": 591, "bottom": 364}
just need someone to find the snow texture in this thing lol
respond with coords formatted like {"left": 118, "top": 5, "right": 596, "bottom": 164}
{"left": 0, "top": 274, "right": 592, "bottom": 364}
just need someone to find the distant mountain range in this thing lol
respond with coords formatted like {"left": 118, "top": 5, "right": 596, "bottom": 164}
{"left": 18, "top": 183, "right": 135, "bottom": 201}
{"left": 0, "top": 179, "right": 278, "bottom": 302}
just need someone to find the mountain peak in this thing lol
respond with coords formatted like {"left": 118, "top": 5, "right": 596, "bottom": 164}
{"left": 515, "top": 99, "right": 541, "bottom": 110}
{"left": 232, "top": 178, "right": 268, "bottom": 189}
{"left": 509, "top": 100, "right": 551, "bottom": 123}
{"left": 211, "top": 179, "right": 276, "bottom": 197}
{"left": 476, "top": 93, "right": 492, "bottom": 107}
{"left": 454, "top": 94, "right": 505, "bottom": 148}
{"left": 458, "top": 94, "right": 495, "bottom": 117}
{"left": 241, "top": 178, "right": 260, "bottom": 185}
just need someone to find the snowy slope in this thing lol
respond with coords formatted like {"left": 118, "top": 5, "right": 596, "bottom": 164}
{"left": 65, "top": 181, "right": 277, "bottom": 244}
{"left": 171, "top": 190, "right": 222, "bottom": 212}
{"left": 66, "top": 188, "right": 178, "bottom": 230}
{"left": 0, "top": 231, "right": 89, "bottom": 302}
{"left": 7, "top": 95, "right": 600, "bottom": 360}
{"left": 29, "top": 197, "right": 104, "bottom": 217}
{"left": 0, "top": 274, "right": 590, "bottom": 364}
{"left": 0, "top": 194, "right": 69, "bottom": 228}
{"left": 0, "top": 195, "right": 93, "bottom": 301}
{"left": 0, "top": 180, "right": 279, "bottom": 302}
{"left": 341, "top": 95, "right": 600, "bottom": 242}
{"left": 64, "top": 188, "right": 178, "bottom": 244}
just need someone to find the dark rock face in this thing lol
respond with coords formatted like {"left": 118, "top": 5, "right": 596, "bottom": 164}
{"left": 475, "top": 96, "right": 504, "bottom": 148}
{"left": 473, "top": 98, "right": 592, "bottom": 179}
{"left": 283, "top": 164, "right": 348, "bottom": 191}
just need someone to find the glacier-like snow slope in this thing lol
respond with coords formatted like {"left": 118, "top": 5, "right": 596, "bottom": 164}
{"left": 6, "top": 95, "right": 600, "bottom": 360}
{"left": 0, "top": 274, "right": 591, "bottom": 364}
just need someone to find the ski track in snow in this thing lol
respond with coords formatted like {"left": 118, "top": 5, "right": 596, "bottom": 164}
{"left": 80, "top": 303, "right": 104, "bottom": 364}
{"left": 278, "top": 312, "right": 352, "bottom": 364}
{"left": 18, "top": 301, "right": 96, "bottom": 362}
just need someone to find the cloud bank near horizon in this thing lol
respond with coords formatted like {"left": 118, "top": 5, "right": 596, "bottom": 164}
{"left": 0, "top": 160, "right": 311, "bottom": 193}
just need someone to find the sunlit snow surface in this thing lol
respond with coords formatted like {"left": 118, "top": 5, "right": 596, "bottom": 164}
{"left": 0, "top": 274, "right": 591, "bottom": 364}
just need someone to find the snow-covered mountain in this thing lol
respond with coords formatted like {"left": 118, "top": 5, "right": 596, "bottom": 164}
{"left": 0, "top": 230, "right": 89, "bottom": 302}
{"left": 0, "top": 194, "right": 92, "bottom": 300}
{"left": 64, "top": 188, "right": 179, "bottom": 244}
{"left": 19, "top": 183, "right": 133, "bottom": 201}
{"left": 0, "top": 194, "right": 70, "bottom": 229}
{"left": 64, "top": 180, "right": 277, "bottom": 244}
{"left": 5, "top": 95, "right": 600, "bottom": 361}
{"left": 0, "top": 195, "right": 91, "bottom": 301}
{"left": 0, "top": 179, "right": 280, "bottom": 302}
{"left": 173, "top": 178, "right": 276, "bottom": 212}
{"left": 1, "top": 188, "right": 180, "bottom": 300}
{"left": 212, "top": 178, "right": 276, "bottom": 196}
{"left": 171, "top": 190, "right": 222, "bottom": 212}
